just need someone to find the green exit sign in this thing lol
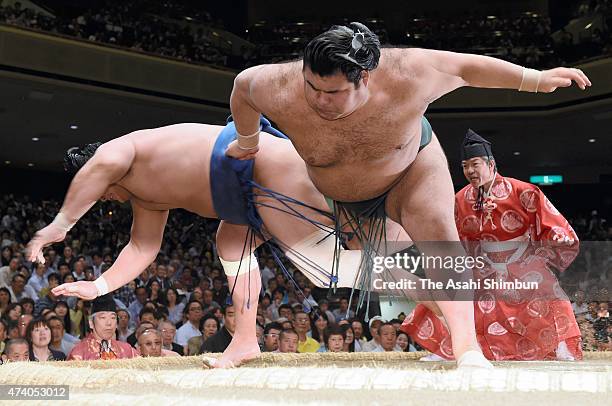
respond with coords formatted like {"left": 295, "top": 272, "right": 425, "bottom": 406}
{"left": 530, "top": 175, "right": 563, "bottom": 185}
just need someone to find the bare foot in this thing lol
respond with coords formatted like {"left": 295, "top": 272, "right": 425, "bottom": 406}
{"left": 456, "top": 349, "right": 493, "bottom": 370}
{"left": 212, "top": 335, "right": 261, "bottom": 368}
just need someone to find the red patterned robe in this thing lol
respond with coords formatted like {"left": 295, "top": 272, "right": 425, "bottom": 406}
{"left": 401, "top": 174, "right": 583, "bottom": 360}
{"left": 67, "top": 333, "right": 139, "bottom": 361}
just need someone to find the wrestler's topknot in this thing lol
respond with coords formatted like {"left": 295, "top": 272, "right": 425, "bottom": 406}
{"left": 64, "top": 142, "right": 102, "bottom": 174}
{"left": 303, "top": 22, "right": 381, "bottom": 86}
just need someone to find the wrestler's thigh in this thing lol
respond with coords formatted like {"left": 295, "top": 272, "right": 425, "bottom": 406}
{"left": 385, "top": 132, "right": 459, "bottom": 241}
{"left": 253, "top": 141, "right": 332, "bottom": 247}
{"left": 216, "top": 221, "right": 264, "bottom": 261}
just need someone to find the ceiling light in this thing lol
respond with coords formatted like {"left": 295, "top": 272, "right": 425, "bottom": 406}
{"left": 70, "top": 125, "right": 78, "bottom": 130}
{"left": 31, "top": 137, "right": 39, "bottom": 141}
{"left": 4, "top": 161, "right": 10, "bottom": 164}
{"left": 513, "top": 151, "right": 521, "bottom": 156}
{"left": 27, "top": 163, "right": 34, "bottom": 167}
{"left": 588, "top": 138, "right": 596, "bottom": 143}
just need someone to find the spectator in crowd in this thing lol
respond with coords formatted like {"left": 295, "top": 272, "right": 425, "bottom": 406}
{"left": 42, "top": 309, "right": 56, "bottom": 319}
{"left": 90, "top": 253, "right": 103, "bottom": 278}
{"left": 53, "top": 301, "right": 74, "bottom": 339}
{"left": 586, "top": 301, "right": 600, "bottom": 322}
{"left": 260, "top": 258, "right": 277, "bottom": 288}
{"left": 59, "top": 246, "right": 76, "bottom": 270}
{"left": 176, "top": 299, "right": 204, "bottom": 348}
{"left": 138, "top": 327, "right": 179, "bottom": 357}
{"left": 265, "top": 289, "right": 284, "bottom": 320}
{"left": 278, "top": 304, "right": 294, "bottom": 322}
{"left": 332, "top": 298, "right": 355, "bottom": 323}
{"left": 115, "top": 280, "right": 137, "bottom": 309}
{"left": 26, "top": 317, "right": 66, "bottom": 361}
{"left": 317, "top": 299, "right": 336, "bottom": 324}
{"left": 201, "top": 305, "right": 235, "bottom": 353}
{"left": 26, "top": 262, "right": 49, "bottom": 296}
{"left": 19, "top": 297, "right": 35, "bottom": 316}
{"left": 0, "top": 287, "right": 11, "bottom": 316}
{"left": 310, "top": 310, "right": 329, "bottom": 347}
{"left": 318, "top": 325, "right": 346, "bottom": 353}
{"left": 159, "top": 320, "right": 183, "bottom": 355}
{"left": 0, "top": 257, "right": 19, "bottom": 288}
{"left": 6, "top": 320, "right": 19, "bottom": 340}
{"left": 212, "top": 277, "right": 229, "bottom": 306}
{"left": 277, "top": 328, "right": 299, "bottom": 353}
{"left": 34, "top": 274, "right": 62, "bottom": 317}
{"left": 389, "top": 318, "right": 402, "bottom": 332}
{"left": 350, "top": 319, "right": 366, "bottom": 352}
{"left": 69, "top": 299, "right": 86, "bottom": 338}
{"left": 201, "top": 289, "right": 221, "bottom": 314}
{"left": 256, "top": 304, "right": 269, "bottom": 327}
{"left": 127, "top": 308, "right": 159, "bottom": 346}
{"left": 1, "top": 247, "right": 12, "bottom": 267}
{"left": 594, "top": 302, "right": 610, "bottom": 344}
{"left": 294, "top": 311, "right": 319, "bottom": 353}
{"left": 8, "top": 273, "right": 35, "bottom": 302}
{"left": 396, "top": 331, "right": 415, "bottom": 352}
{"left": 262, "top": 322, "right": 282, "bottom": 352}
{"left": 372, "top": 323, "right": 401, "bottom": 352}
{"left": 163, "top": 287, "right": 185, "bottom": 325}
{"left": 127, "top": 286, "right": 148, "bottom": 324}
{"left": 68, "top": 294, "right": 138, "bottom": 360}
{"left": 2, "top": 303, "right": 22, "bottom": 323}
{"left": 146, "top": 279, "right": 162, "bottom": 304}
{"left": 278, "top": 318, "right": 294, "bottom": 331}
{"left": 0, "top": 319, "right": 7, "bottom": 354}
{"left": 361, "top": 316, "right": 385, "bottom": 352}
{"left": 47, "top": 316, "right": 76, "bottom": 356}
{"left": 3, "top": 338, "right": 30, "bottom": 362}
{"left": 340, "top": 324, "right": 355, "bottom": 353}
{"left": 187, "top": 313, "right": 219, "bottom": 356}
{"left": 136, "top": 269, "right": 151, "bottom": 290}
{"left": 151, "top": 264, "right": 171, "bottom": 291}
{"left": 116, "top": 309, "right": 133, "bottom": 342}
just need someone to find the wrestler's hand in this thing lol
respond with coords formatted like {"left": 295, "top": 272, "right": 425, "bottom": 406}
{"left": 538, "top": 67, "right": 591, "bottom": 92}
{"left": 225, "top": 140, "right": 259, "bottom": 160}
{"left": 26, "top": 223, "right": 67, "bottom": 264}
{"left": 52, "top": 281, "right": 98, "bottom": 301}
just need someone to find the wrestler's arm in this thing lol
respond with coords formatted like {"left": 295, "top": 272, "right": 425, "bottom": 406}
{"left": 26, "top": 139, "right": 135, "bottom": 262}
{"left": 226, "top": 65, "right": 268, "bottom": 159}
{"left": 409, "top": 48, "right": 591, "bottom": 102}
{"left": 52, "top": 204, "right": 168, "bottom": 299}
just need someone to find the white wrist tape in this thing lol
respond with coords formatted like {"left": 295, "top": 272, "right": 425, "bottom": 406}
{"left": 519, "top": 68, "right": 542, "bottom": 93}
{"left": 51, "top": 212, "right": 77, "bottom": 233}
{"left": 93, "top": 276, "right": 109, "bottom": 296}
{"left": 237, "top": 126, "right": 261, "bottom": 151}
{"left": 219, "top": 253, "right": 259, "bottom": 277}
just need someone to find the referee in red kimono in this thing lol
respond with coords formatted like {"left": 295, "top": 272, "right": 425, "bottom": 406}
{"left": 67, "top": 294, "right": 139, "bottom": 360}
{"left": 401, "top": 129, "right": 583, "bottom": 361}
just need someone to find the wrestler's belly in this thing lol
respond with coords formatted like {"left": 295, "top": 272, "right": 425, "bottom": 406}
{"left": 306, "top": 148, "right": 418, "bottom": 202}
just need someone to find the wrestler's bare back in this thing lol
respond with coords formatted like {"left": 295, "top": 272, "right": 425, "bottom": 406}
{"left": 246, "top": 48, "right": 435, "bottom": 201}
{"left": 107, "top": 123, "right": 220, "bottom": 215}
{"left": 106, "top": 123, "right": 326, "bottom": 221}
